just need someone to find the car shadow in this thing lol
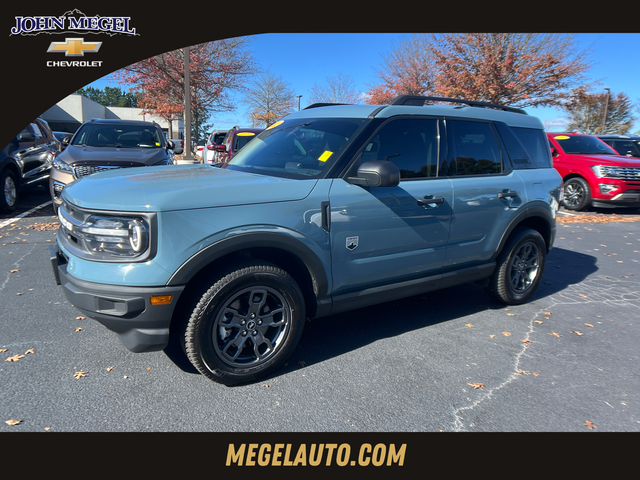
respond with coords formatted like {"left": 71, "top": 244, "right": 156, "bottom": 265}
{"left": 164, "top": 247, "right": 598, "bottom": 384}
{"left": 270, "top": 246, "right": 599, "bottom": 383}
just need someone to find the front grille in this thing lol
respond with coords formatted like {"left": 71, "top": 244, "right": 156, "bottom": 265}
{"left": 599, "top": 166, "right": 640, "bottom": 180}
{"left": 73, "top": 165, "right": 130, "bottom": 179}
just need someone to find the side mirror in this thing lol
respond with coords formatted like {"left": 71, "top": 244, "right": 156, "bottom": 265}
{"left": 17, "top": 132, "right": 35, "bottom": 142}
{"left": 348, "top": 160, "right": 400, "bottom": 187}
{"left": 62, "top": 135, "right": 72, "bottom": 146}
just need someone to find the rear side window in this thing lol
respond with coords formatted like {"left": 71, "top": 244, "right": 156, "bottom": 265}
{"left": 447, "top": 120, "right": 502, "bottom": 176}
{"left": 494, "top": 123, "right": 536, "bottom": 169}
{"left": 512, "top": 127, "right": 552, "bottom": 168}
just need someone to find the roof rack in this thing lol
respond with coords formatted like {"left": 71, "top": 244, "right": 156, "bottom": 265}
{"left": 303, "top": 102, "right": 350, "bottom": 110}
{"left": 389, "top": 95, "right": 527, "bottom": 115}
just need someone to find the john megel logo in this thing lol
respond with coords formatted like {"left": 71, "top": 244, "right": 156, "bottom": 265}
{"left": 10, "top": 9, "right": 138, "bottom": 68}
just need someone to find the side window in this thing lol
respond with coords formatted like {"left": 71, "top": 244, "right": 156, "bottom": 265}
{"left": 29, "top": 123, "right": 44, "bottom": 140}
{"left": 364, "top": 118, "right": 439, "bottom": 179}
{"left": 448, "top": 120, "right": 502, "bottom": 176}
{"left": 494, "top": 122, "right": 535, "bottom": 169}
{"left": 511, "top": 127, "right": 552, "bottom": 168}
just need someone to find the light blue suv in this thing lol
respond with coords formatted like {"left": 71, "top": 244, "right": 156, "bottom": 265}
{"left": 50, "top": 95, "right": 562, "bottom": 385}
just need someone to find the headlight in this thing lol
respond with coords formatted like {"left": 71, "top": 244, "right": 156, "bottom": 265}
{"left": 58, "top": 204, "right": 153, "bottom": 261}
{"left": 53, "top": 157, "right": 74, "bottom": 173}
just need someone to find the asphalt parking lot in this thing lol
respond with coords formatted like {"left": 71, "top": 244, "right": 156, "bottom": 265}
{"left": 1, "top": 188, "right": 640, "bottom": 432}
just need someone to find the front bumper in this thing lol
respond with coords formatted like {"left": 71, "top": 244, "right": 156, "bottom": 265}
{"left": 49, "top": 245, "right": 185, "bottom": 353}
{"left": 592, "top": 188, "right": 640, "bottom": 207}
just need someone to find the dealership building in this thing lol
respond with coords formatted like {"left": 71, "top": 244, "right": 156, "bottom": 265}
{"left": 40, "top": 93, "right": 184, "bottom": 140}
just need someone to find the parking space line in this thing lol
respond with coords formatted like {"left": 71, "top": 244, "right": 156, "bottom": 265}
{"left": 0, "top": 201, "right": 52, "bottom": 230}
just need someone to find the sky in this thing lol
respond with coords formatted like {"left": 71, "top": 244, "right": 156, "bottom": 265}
{"left": 88, "top": 32, "right": 640, "bottom": 135}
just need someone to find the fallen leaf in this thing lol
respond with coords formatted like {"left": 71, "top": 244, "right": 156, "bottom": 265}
{"left": 584, "top": 421, "right": 597, "bottom": 430}
{"left": 544, "top": 312, "right": 552, "bottom": 315}
{"left": 106, "top": 367, "right": 114, "bottom": 372}
{"left": 490, "top": 335, "right": 496, "bottom": 339}
{"left": 534, "top": 320, "right": 544, "bottom": 324}
{"left": 147, "top": 367, "right": 151, "bottom": 370}
{"left": 297, "top": 360, "right": 307, "bottom": 367}
{"left": 5, "top": 419, "right": 22, "bottom": 426}
{"left": 502, "top": 332, "right": 511, "bottom": 336}
{"left": 522, "top": 339, "right": 532, "bottom": 346}
{"left": 5, "top": 354, "right": 25, "bottom": 362}
{"left": 468, "top": 382, "right": 485, "bottom": 389}
{"left": 73, "top": 371, "right": 87, "bottom": 379}
{"left": 571, "top": 331, "right": 584, "bottom": 336}
{"left": 16, "top": 293, "right": 23, "bottom": 296}
{"left": 507, "top": 313, "right": 515, "bottom": 316}
{"left": 24, "top": 348, "right": 35, "bottom": 354}
{"left": 514, "top": 369, "right": 530, "bottom": 375}
{"left": 0, "top": 348, "right": 7, "bottom": 353}
{"left": 262, "top": 384, "right": 271, "bottom": 388}
{"left": 585, "top": 323, "right": 594, "bottom": 328}
{"left": 533, "top": 372, "right": 540, "bottom": 376}
{"left": 75, "top": 328, "right": 82, "bottom": 332}
{"left": 579, "top": 294, "right": 589, "bottom": 298}
{"left": 465, "top": 323, "right": 473, "bottom": 327}
{"left": 549, "top": 332, "right": 562, "bottom": 337}
{"left": 76, "top": 316, "right": 86, "bottom": 320}
{"left": 9, "top": 269, "right": 19, "bottom": 273}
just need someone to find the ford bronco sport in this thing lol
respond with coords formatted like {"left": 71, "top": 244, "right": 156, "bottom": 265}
{"left": 50, "top": 95, "right": 562, "bottom": 385}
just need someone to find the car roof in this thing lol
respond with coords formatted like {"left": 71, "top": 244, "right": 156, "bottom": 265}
{"left": 284, "top": 96, "right": 544, "bottom": 129}
{"left": 85, "top": 118, "right": 159, "bottom": 126}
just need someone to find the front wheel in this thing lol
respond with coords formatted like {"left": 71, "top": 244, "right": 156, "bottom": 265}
{"left": 1, "top": 168, "right": 18, "bottom": 213}
{"left": 562, "top": 177, "right": 590, "bottom": 211}
{"left": 486, "top": 228, "right": 546, "bottom": 305}
{"left": 185, "top": 262, "right": 306, "bottom": 385}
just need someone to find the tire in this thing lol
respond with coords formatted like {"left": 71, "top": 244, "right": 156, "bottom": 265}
{"left": 486, "top": 228, "right": 546, "bottom": 305}
{"left": 1, "top": 168, "right": 18, "bottom": 214}
{"left": 562, "top": 177, "right": 590, "bottom": 211}
{"left": 185, "top": 262, "right": 306, "bottom": 385}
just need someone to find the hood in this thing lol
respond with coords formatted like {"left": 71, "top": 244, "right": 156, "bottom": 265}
{"left": 564, "top": 153, "right": 640, "bottom": 167}
{"left": 59, "top": 144, "right": 170, "bottom": 166}
{"left": 62, "top": 164, "right": 319, "bottom": 212}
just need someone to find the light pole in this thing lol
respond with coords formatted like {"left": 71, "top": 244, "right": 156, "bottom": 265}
{"left": 297, "top": 95, "right": 302, "bottom": 111}
{"left": 601, "top": 87, "right": 610, "bottom": 134}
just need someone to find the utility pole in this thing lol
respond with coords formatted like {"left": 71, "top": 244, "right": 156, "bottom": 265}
{"left": 183, "top": 46, "right": 194, "bottom": 161}
{"left": 601, "top": 87, "right": 610, "bottom": 134}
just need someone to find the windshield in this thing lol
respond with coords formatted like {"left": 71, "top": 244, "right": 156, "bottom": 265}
{"left": 225, "top": 118, "right": 368, "bottom": 178}
{"left": 72, "top": 123, "right": 165, "bottom": 148}
{"left": 552, "top": 135, "right": 618, "bottom": 155}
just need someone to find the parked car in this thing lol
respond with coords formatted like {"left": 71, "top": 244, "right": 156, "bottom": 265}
{"left": 50, "top": 118, "right": 176, "bottom": 214}
{"left": 167, "top": 138, "right": 184, "bottom": 155}
{"left": 547, "top": 132, "right": 640, "bottom": 210}
{"left": 1, "top": 118, "right": 58, "bottom": 213}
{"left": 597, "top": 134, "right": 640, "bottom": 158}
{"left": 203, "top": 129, "right": 228, "bottom": 164}
{"left": 195, "top": 140, "right": 205, "bottom": 159}
{"left": 214, "top": 127, "right": 264, "bottom": 164}
{"left": 50, "top": 95, "right": 562, "bottom": 385}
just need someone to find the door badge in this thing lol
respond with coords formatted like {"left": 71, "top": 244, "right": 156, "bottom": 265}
{"left": 346, "top": 236, "right": 359, "bottom": 251}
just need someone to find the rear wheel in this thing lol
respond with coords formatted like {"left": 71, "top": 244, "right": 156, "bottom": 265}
{"left": 185, "top": 262, "right": 305, "bottom": 385}
{"left": 562, "top": 177, "right": 590, "bottom": 211}
{"left": 1, "top": 168, "right": 18, "bottom": 213}
{"left": 486, "top": 228, "right": 546, "bottom": 305}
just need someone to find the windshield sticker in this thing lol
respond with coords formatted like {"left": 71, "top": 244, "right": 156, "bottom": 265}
{"left": 237, "top": 132, "right": 255, "bottom": 136}
{"left": 318, "top": 151, "right": 333, "bottom": 162}
{"left": 554, "top": 135, "right": 570, "bottom": 140}
{"left": 266, "top": 120, "right": 284, "bottom": 130}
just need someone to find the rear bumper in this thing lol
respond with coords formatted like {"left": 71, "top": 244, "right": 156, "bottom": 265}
{"left": 49, "top": 245, "right": 185, "bottom": 353}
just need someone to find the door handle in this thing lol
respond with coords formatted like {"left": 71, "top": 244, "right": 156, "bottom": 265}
{"left": 417, "top": 196, "right": 445, "bottom": 206}
{"left": 497, "top": 191, "right": 518, "bottom": 199}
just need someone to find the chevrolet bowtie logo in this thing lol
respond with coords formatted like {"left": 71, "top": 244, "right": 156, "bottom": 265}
{"left": 47, "top": 38, "right": 102, "bottom": 56}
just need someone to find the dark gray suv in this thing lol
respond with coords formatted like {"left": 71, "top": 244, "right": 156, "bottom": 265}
{"left": 49, "top": 118, "right": 176, "bottom": 213}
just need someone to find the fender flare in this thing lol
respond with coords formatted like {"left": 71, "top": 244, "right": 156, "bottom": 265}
{"left": 166, "top": 231, "right": 330, "bottom": 298}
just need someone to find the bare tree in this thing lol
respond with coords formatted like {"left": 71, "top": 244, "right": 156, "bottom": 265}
{"left": 309, "top": 72, "right": 361, "bottom": 104}
{"left": 242, "top": 71, "right": 297, "bottom": 127}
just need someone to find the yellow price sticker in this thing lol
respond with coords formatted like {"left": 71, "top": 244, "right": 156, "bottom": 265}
{"left": 318, "top": 151, "right": 333, "bottom": 162}
{"left": 554, "top": 135, "right": 570, "bottom": 140}
{"left": 237, "top": 132, "right": 256, "bottom": 136}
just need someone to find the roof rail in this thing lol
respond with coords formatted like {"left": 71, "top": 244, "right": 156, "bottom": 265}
{"left": 303, "top": 102, "right": 350, "bottom": 110}
{"left": 389, "top": 95, "right": 527, "bottom": 115}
